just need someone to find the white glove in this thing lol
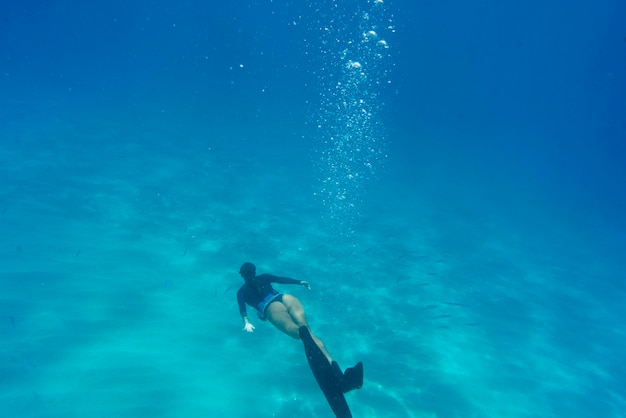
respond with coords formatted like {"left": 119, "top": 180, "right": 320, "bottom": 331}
{"left": 300, "top": 281, "right": 311, "bottom": 290}
{"left": 243, "top": 322, "right": 255, "bottom": 333}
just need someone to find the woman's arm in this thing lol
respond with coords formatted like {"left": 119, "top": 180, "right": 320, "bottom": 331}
{"left": 266, "top": 274, "right": 311, "bottom": 289}
{"left": 237, "top": 288, "right": 255, "bottom": 332}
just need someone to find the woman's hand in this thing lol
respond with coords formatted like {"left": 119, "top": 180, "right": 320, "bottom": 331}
{"left": 243, "top": 322, "right": 255, "bottom": 333}
{"left": 300, "top": 281, "right": 311, "bottom": 290}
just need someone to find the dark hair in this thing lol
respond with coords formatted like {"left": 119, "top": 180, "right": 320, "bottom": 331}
{"left": 239, "top": 262, "right": 256, "bottom": 280}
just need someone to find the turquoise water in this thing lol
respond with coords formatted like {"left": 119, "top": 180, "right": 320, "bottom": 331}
{"left": 2, "top": 1, "right": 625, "bottom": 417}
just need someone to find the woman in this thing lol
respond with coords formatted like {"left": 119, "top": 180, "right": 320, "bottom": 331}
{"left": 235, "top": 262, "right": 364, "bottom": 413}
{"left": 236, "top": 261, "right": 333, "bottom": 362}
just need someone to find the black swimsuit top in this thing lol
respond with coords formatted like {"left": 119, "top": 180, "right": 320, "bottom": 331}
{"left": 236, "top": 274, "right": 300, "bottom": 318}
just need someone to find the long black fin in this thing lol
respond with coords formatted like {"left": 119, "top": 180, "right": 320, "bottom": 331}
{"left": 299, "top": 326, "right": 352, "bottom": 418}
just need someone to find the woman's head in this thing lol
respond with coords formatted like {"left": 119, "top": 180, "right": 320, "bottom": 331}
{"left": 239, "top": 262, "right": 256, "bottom": 280}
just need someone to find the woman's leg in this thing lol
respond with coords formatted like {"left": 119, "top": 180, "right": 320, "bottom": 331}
{"left": 279, "top": 294, "right": 333, "bottom": 363}
{"left": 266, "top": 300, "right": 300, "bottom": 338}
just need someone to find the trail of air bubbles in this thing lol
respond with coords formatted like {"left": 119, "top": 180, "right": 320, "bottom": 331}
{"left": 307, "top": 0, "right": 395, "bottom": 232}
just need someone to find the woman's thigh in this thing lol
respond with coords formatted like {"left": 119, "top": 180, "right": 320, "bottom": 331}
{"left": 281, "top": 294, "right": 308, "bottom": 327}
{"left": 266, "top": 301, "right": 299, "bottom": 338}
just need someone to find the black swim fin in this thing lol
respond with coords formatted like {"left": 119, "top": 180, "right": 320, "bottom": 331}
{"left": 330, "top": 361, "right": 364, "bottom": 393}
{"left": 299, "top": 326, "right": 352, "bottom": 418}
{"left": 342, "top": 362, "right": 364, "bottom": 393}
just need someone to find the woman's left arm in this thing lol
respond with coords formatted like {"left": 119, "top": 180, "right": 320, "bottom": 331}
{"left": 267, "top": 274, "right": 311, "bottom": 290}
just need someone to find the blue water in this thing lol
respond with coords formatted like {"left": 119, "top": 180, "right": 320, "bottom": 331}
{"left": 2, "top": 1, "right": 625, "bottom": 417}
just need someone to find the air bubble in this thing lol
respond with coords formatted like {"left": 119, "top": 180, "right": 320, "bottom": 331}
{"left": 310, "top": 0, "right": 392, "bottom": 227}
